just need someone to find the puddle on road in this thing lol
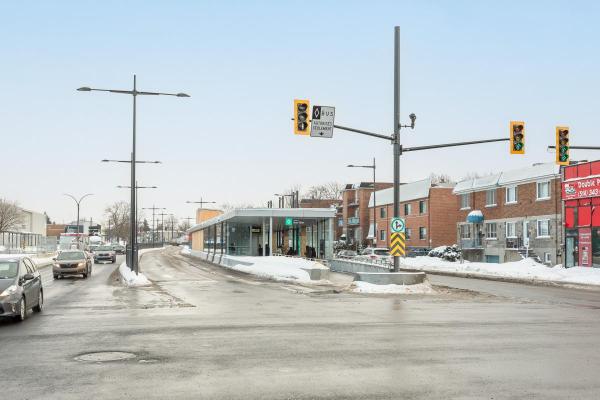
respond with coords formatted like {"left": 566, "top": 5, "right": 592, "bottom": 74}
{"left": 74, "top": 351, "right": 137, "bottom": 362}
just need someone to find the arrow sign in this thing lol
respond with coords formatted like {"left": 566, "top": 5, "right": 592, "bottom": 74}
{"left": 390, "top": 217, "right": 405, "bottom": 233}
{"left": 310, "top": 106, "right": 335, "bottom": 138}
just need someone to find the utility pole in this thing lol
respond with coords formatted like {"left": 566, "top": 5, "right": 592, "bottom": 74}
{"left": 157, "top": 212, "right": 169, "bottom": 245}
{"left": 142, "top": 205, "right": 165, "bottom": 246}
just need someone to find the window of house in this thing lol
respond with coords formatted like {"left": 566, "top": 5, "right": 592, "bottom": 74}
{"left": 485, "top": 223, "right": 497, "bottom": 239}
{"left": 537, "top": 181, "right": 550, "bottom": 200}
{"left": 406, "top": 228, "right": 412, "bottom": 239}
{"left": 537, "top": 219, "right": 550, "bottom": 237}
{"left": 485, "top": 189, "right": 497, "bottom": 206}
{"left": 506, "top": 222, "right": 517, "bottom": 238}
{"left": 354, "top": 208, "right": 359, "bottom": 218}
{"left": 379, "top": 229, "right": 385, "bottom": 241}
{"left": 460, "top": 194, "right": 470, "bottom": 209}
{"left": 419, "top": 227, "right": 427, "bottom": 240}
{"left": 404, "top": 203, "right": 412, "bottom": 215}
{"left": 505, "top": 186, "right": 518, "bottom": 204}
{"left": 380, "top": 207, "right": 386, "bottom": 218}
{"left": 460, "top": 224, "right": 471, "bottom": 239}
{"left": 419, "top": 200, "right": 427, "bottom": 214}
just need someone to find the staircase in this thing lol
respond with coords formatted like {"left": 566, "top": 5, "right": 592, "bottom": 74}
{"left": 518, "top": 247, "right": 542, "bottom": 263}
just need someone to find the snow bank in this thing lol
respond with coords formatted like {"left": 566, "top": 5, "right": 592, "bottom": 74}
{"left": 401, "top": 256, "right": 600, "bottom": 287}
{"left": 180, "top": 245, "right": 191, "bottom": 255}
{"left": 223, "top": 256, "right": 322, "bottom": 283}
{"left": 352, "top": 280, "right": 436, "bottom": 294}
{"left": 119, "top": 262, "right": 152, "bottom": 287}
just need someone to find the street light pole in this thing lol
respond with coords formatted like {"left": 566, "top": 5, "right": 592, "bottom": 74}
{"left": 78, "top": 75, "right": 189, "bottom": 273}
{"left": 392, "top": 26, "right": 401, "bottom": 272}
{"left": 63, "top": 193, "right": 93, "bottom": 247}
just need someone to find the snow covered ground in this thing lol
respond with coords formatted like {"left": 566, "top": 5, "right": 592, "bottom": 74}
{"left": 400, "top": 256, "right": 600, "bottom": 287}
{"left": 118, "top": 247, "right": 164, "bottom": 287}
{"left": 351, "top": 280, "right": 436, "bottom": 294}
{"left": 180, "top": 245, "right": 191, "bottom": 255}
{"left": 223, "top": 255, "right": 326, "bottom": 283}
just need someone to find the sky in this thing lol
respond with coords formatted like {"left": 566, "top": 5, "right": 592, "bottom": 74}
{"left": 1, "top": 0, "right": 599, "bottom": 226}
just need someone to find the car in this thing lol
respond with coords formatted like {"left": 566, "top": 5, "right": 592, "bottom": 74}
{"left": 94, "top": 245, "right": 117, "bottom": 264}
{"left": 0, "top": 255, "right": 44, "bottom": 322}
{"left": 111, "top": 244, "right": 126, "bottom": 255}
{"left": 357, "top": 247, "right": 391, "bottom": 263}
{"left": 52, "top": 250, "right": 92, "bottom": 279}
{"left": 336, "top": 250, "right": 358, "bottom": 259}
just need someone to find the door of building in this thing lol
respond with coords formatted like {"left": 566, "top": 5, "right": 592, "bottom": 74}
{"left": 566, "top": 235, "right": 577, "bottom": 268}
{"left": 523, "top": 221, "right": 530, "bottom": 248}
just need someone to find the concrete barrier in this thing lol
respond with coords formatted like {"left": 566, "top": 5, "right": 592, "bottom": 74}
{"left": 328, "top": 259, "right": 391, "bottom": 274}
{"left": 355, "top": 271, "right": 426, "bottom": 285}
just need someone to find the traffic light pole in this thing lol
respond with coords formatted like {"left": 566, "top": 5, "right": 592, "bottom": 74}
{"left": 548, "top": 146, "right": 600, "bottom": 150}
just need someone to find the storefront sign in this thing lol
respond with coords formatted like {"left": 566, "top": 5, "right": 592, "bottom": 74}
{"left": 579, "top": 227, "right": 592, "bottom": 267}
{"left": 562, "top": 176, "right": 600, "bottom": 200}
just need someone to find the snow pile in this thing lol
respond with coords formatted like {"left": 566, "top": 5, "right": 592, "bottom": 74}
{"left": 401, "top": 256, "right": 600, "bottom": 287}
{"left": 427, "top": 245, "right": 461, "bottom": 262}
{"left": 225, "top": 256, "right": 324, "bottom": 283}
{"left": 180, "top": 245, "right": 191, "bottom": 255}
{"left": 119, "top": 262, "right": 152, "bottom": 287}
{"left": 352, "top": 280, "right": 436, "bottom": 294}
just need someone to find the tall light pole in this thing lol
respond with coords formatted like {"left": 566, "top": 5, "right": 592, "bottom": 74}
{"left": 347, "top": 157, "right": 377, "bottom": 246}
{"left": 78, "top": 76, "right": 189, "bottom": 273}
{"left": 186, "top": 199, "right": 216, "bottom": 222}
{"left": 142, "top": 206, "right": 165, "bottom": 246}
{"left": 63, "top": 193, "right": 93, "bottom": 247}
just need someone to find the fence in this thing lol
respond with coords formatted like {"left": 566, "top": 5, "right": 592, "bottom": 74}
{"left": 0, "top": 231, "right": 57, "bottom": 254}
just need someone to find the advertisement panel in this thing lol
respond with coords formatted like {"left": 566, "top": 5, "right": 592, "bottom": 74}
{"left": 578, "top": 227, "right": 592, "bottom": 267}
{"left": 562, "top": 176, "right": 600, "bottom": 200}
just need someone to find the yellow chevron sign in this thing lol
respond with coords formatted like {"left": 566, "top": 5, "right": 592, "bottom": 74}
{"left": 390, "top": 232, "right": 405, "bottom": 256}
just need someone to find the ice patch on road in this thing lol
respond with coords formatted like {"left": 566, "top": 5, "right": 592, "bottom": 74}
{"left": 351, "top": 280, "right": 436, "bottom": 294}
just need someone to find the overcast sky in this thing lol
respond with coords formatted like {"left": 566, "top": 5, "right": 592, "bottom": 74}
{"left": 1, "top": 0, "right": 599, "bottom": 225}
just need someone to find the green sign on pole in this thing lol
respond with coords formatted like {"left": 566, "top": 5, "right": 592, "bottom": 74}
{"left": 285, "top": 217, "right": 293, "bottom": 226}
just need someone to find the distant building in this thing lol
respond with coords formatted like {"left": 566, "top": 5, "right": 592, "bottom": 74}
{"left": 299, "top": 198, "right": 343, "bottom": 240}
{"left": 46, "top": 224, "right": 67, "bottom": 237}
{"left": 453, "top": 163, "right": 562, "bottom": 265}
{"left": 17, "top": 209, "right": 47, "bottom": 236}
{"left": 368, "top": 178, "right": 457, "bottom": 252}
{"left": 342, "top": 182, "right": 393, "bottom": 246}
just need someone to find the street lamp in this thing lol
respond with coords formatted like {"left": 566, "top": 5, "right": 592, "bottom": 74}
{"left": 78, "top": 75, "right": 189, "bottom": 273}
{"left": 63, "top": 193, "right": 93, "bottom": 247}
{"left": 274, "top": 193, "right": 297, "bottom": 208}
{"left": 347, "top": 157, "right": 377, "bottom": 246}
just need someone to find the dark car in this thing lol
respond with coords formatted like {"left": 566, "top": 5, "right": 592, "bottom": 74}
{"left": 52, "top": 250, "right": 92, "bottom": 279}
{"left": 111, "top": 244, "right": 125, "bottom": 255}
{"left": 0, "top": 255, "right": 44, "bottom": 322}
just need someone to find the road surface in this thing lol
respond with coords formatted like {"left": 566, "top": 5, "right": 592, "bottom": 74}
{"left": 1, "top": 247, "right": 599, "bottom": 399}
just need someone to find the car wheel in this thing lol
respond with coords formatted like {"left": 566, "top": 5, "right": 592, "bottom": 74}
{"left": 14, "top": 296, "right": 26, "bottom": 322}
{"left": 53, "top": 274, "right": 59, "bottom": 280}
{"left": 33, "top": 290, "right": 43, "bottom": 313}
{"left": 82, "top": 270, "right": 88, "bottom": 279}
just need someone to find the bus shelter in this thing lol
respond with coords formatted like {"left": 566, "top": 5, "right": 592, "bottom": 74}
{"left": 187, "top": 208, "right": 336, "bottom": 259}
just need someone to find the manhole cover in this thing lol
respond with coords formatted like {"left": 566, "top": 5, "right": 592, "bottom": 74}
{"left": 74, "top": 351, "right": 137, "bottom": 362}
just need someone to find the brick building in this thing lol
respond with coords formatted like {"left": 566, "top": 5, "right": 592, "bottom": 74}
{"left": 368, "top": 178, "right": 457, "bottom": 252}
{"left": 453, "top": 163, "right": 562, "bottom": 265}
{"left": 299, "top": 198, "right": 343, "bottom": 240}
{"left": 342, "top": 182, "right": 393, "bottom": 246}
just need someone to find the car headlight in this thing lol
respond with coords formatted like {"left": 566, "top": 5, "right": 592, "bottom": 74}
{"left": 78, "top": 262, "right": 85, "bottom": 267}
{"left": 0, "top": 284, "right": 18, "bottom": 298}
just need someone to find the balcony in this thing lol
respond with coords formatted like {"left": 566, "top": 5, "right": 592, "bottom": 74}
{"left": 347, "top": 217, "right": 360, "bottom": 226}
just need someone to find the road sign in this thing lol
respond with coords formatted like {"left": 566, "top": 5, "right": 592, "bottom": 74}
{"left": 310, "top": 105, "right": 335, "bottom": 138}
{"left": 285, "top": 218, "right": 293, "bottom": 226}
{"left": 390, "top": 232, "right": 405, "bottom": 256}
{"left": 390, "top": 217, "right": 405, "bottom": 233}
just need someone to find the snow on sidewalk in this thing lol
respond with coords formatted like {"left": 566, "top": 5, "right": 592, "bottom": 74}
{"left": 118, "top": 247, "right": 164, "bottom": 287}
{"left": 223, "top": 255, "right": 325, "bottom": 283}
{"left": 400, "top": 256, "right": 600, "bottom": 287}
{"left": 351, "top": 280, "right": 436, "bottom": 294}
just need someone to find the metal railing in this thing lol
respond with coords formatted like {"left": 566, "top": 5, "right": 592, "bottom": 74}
{"left": 506, "top": 237, "right": 523, "bottom": 249}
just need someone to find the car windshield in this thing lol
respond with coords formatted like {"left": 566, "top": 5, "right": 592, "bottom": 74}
{"left": 0, "top": 261, "right": 18, "bottom": 279}
{"left": 57, "top": 251, "right": 85, "bottom": 261}
{"left": 374, "top": 249, "right": 390, "bottom": 256}
{"left": 97, "top": 246, "right": 112, "bottom": 251}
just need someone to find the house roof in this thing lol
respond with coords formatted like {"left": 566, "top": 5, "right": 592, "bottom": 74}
{"left": 368, "top": 178, "right": 433, "bottom": 207}
{"left": 454, "top": 163, "right": 560, "bottom": 194}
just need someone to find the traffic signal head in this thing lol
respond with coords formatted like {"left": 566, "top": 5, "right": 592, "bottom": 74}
{"left": 556, "top": 126, "right": 570, "bottom": 165}
{"left": 510, "top": 121, "right": 525, "bottom": 154}
{"left": 294, "top": 99, "right": 310, "bottom": 135}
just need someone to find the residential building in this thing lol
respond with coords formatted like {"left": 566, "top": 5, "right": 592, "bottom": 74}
{"left": 342, "top": 182, "right": 393, "bottom": 246}
{"left": 454, "top": 163, "right": 562, "bottom": 265}
{"left": 299, "top": 198, "right": 343, "bottom": 240}
{"left": 368, "top": 178, "right": 457, "bottom": 252}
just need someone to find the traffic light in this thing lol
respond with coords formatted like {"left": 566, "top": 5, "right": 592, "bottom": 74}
{"left": 556, "top": 126, "right": 570, "bottom": 165}
{"left": 294, "top": 99, "right": 310, "bottom": 135}
{"left": 510, "top": 121, "right": 525, "bottom": 154}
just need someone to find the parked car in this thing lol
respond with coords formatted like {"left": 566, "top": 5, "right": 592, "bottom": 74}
{"left": 111, "top": 244, "right": 126, "bottom": 255}
{"left": 0, "top": 255, "right": 44, "bottom": 322}
{"left": 336, "top": 250, "right": 358, "bottom": 259}
{"left": 52, "top": 250, "right": 92, "bottom": 279}
{"left": 357, "top": 247, "right": 391, "bottom": 263}
{"left": 407, "top": 247, "right": 431, "bottom": 258}
{"left": 93, "top": 245, "right": 117, "bottom": 264}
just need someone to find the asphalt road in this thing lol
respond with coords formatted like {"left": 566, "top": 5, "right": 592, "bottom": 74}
{"left": 1, "top": 247, "right": 600, "bottom": 399}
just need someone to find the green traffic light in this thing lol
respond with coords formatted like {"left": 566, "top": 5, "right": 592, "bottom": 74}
{"left": 560, "top": 146, "right": 569, "bottom": 154}
{"left": 513, "top": 142, "right": 523, "bottom": 151}
{"left": 560, "top": 154, "right": 569, "bottom": 162}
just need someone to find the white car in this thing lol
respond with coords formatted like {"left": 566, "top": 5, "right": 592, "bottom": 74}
{"left": 357, "top": 247, "right": 391, "bottom": 263}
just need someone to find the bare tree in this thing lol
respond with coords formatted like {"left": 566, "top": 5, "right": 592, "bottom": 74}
{"left": 305, "top": 182, "right": 343, "bottom": 200}
{"left": 0, "top": 199, "right": 23, "bottom": 232}
{"left": 429, "top": 173, "right": 453, "bottom": 185}
{"left": 178, "top": 220, "right": 192, "bottom": 233}
{"left": 220, "top": 202, "right": 258, "bottom": 210}
{"left": 325, "top": 182, "right": 343, "bottom": 199}
{"left": 104, "top": 201, "right": 130, "bottom": 242}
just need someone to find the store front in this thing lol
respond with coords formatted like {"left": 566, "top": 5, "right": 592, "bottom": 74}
{"left": 563, "top": 160, "right": 600, "bottom": 267}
